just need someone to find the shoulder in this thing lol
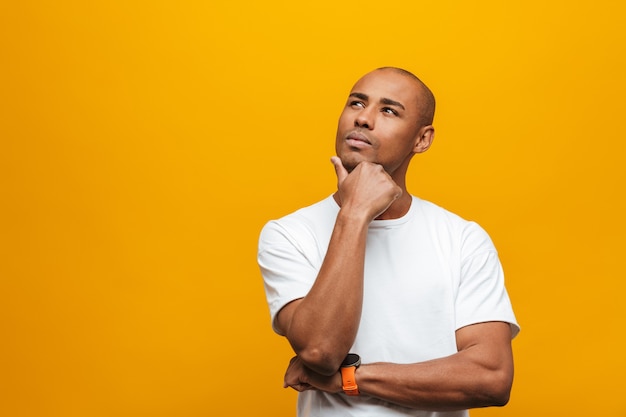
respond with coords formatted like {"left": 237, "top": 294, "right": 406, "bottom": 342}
{"left": 259, "top": 195, "right": 338, "bottom": 247}
{"left": 411, "top": 196, "right": 475, "bottom": 230}
{"left": 411, "top": 196, "right": 496, "bottom": 253}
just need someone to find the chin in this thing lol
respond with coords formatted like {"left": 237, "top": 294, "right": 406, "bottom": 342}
{"left": 341, "top": 152, "right": 374, "bottom": 172}
{"left": 338, "top": 155, "right": 360, "bottom": 173}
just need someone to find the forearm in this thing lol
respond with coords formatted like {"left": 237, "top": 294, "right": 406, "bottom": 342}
{"left": 356, "top": 324, "right": 514, "bottom": 410}
{"left": 285, "top": 210, "right": 370, "bottom": 373}
{"left": 358, "top": 357, "right": 511, "bottom": 411}
{"left": 280, "top": 159, "right": 403, "bottom": 375}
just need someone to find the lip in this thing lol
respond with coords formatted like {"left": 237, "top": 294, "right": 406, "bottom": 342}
{"left": 345, "top": 131, "right": 372, "bottom": 146}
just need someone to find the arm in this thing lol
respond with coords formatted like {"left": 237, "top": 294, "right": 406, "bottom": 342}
{"left": 357, "top": 321, "right": 514, "bottom": 410}
{"left": 285, "top": 321, "right": 514, "bottom": 411}
{"left": 276, "top": 157, "right": 401, "bottom": 375}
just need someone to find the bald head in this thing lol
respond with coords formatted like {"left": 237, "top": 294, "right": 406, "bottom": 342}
{"left": 374, "top": 67, "right": 436, "bottom": 127}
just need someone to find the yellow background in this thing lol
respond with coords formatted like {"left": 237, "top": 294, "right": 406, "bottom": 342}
{"left": 1, "top": 1, "right": 625, "bottom": 416}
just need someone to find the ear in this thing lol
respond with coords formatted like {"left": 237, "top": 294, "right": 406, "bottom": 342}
{"left": 413, "top": 125, "right": 435, "bottom": 154}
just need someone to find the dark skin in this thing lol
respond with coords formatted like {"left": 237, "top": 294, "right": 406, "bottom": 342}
{"left": 277, "top": 68, "right": 514, "bottom": 410}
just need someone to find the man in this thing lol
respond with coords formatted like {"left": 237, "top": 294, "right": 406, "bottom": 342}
{"left": 258, "top": 67, "right": 519, "bottom": 416}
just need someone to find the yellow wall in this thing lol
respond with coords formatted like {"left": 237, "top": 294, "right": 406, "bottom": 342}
{"left": 1, "top": 1, "right": 625, "bottom": 416}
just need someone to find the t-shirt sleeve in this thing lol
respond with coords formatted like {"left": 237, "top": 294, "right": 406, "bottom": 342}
{"left": 257, "top": 219, "right": 320, "bottom": 335}
{"left": 455, "top": 222, "right": 520, "bottom": 338}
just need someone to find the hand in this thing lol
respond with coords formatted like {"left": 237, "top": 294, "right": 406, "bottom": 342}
{"left": 283, "top": 356, "right": 342, "bottom": 393}
{"left": 331, "top": 156, "right": 402, "bottom": 221}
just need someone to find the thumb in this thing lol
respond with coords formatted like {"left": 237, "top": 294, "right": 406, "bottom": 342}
{"left": 330, "top": 156, "right": 348, "bottom": 184}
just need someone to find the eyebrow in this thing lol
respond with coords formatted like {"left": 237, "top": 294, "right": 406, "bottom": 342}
{"left": 349, "top": 92, "right": 405, "bottom": 110}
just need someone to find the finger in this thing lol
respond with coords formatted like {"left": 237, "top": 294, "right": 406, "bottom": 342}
{"left": 286, "top": 383, "right": 312, "bottom": 392}
{"left": 330, "top": 156, "right": 348, "bottom": 184}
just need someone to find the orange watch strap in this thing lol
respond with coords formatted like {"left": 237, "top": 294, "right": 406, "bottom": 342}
{"left": 340, "top": 366, "right": 359, "bottom": 396}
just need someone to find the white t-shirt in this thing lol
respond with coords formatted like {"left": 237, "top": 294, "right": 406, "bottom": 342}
{"left": 258, "top": 195, "right": 519, "bottom": 417}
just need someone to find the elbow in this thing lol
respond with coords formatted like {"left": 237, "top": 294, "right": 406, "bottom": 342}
{"left": 481, "top": 370, "right": 513, "bottom": 407}
{"left": 297, "top": 346, "right": 344, "bottom": 376}
{"left": 488, "top": 388, "right": 511, "bottom": 408}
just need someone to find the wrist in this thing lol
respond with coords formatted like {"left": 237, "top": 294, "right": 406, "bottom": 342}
{"left": 336, "top": 208, "right": 372, "bottom": 229}
{"left": 340, "top": 353, "right": 361, "bottom": 396}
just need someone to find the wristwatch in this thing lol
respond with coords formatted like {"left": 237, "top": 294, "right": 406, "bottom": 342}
{"left": 340, "top": 353, "right": 361, "bottom": 396}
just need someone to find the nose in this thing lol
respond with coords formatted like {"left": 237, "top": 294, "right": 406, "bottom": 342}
{"left": 354, "top": 107, "right": 375, "bottom": 129}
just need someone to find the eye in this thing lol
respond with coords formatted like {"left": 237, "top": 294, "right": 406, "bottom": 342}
{"left": 381, "top": 107, "right": 399, "bottom": 116}
{"left": 350, "top": 101, "right": 365, "bottom": 108}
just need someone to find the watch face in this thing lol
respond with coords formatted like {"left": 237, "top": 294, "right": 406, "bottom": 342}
{"left": 341, "top": 353, "right": 361, "bottom": 368}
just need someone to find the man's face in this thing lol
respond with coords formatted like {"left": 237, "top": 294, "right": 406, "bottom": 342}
{"left": 335, "top": 69, "right": 428, "bottom": 176}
